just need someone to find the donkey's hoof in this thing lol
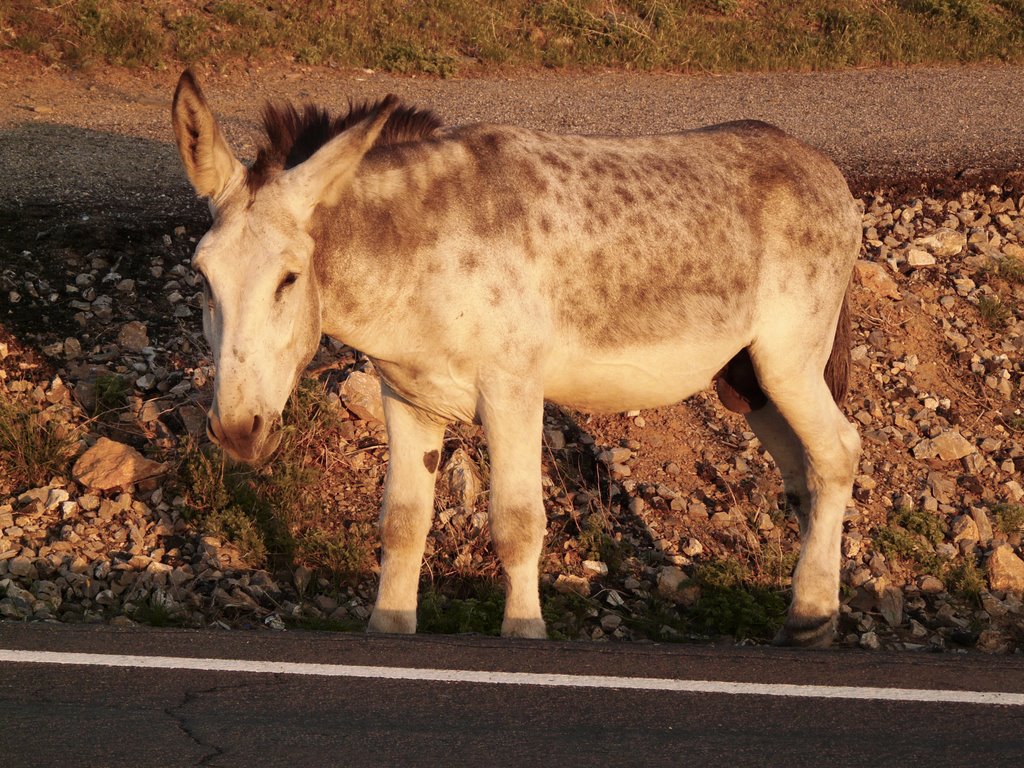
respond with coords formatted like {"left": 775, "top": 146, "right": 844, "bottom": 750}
{"left": 501, "top": 616, "right": 547, "bottom": 639}
{"left": 774, "top": 613, "right": 837, "bottom": 648}
{"left": 367, "top": 608, "right": 417, "bottom": 635}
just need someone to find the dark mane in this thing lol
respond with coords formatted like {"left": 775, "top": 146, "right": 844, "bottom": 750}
{"left": 247, "top": 97, "right": 442, "bottom": 192}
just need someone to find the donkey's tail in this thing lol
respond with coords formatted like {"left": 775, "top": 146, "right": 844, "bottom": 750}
{"left": 824, "top": 288, "right": 851, "bottom": 404}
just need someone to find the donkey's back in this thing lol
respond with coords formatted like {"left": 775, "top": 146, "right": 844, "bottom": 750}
{"left": 335, "top": 120, "right": 860, "bottom": 417}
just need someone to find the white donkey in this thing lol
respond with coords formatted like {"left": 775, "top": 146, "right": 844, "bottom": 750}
{"left": 172, "top": 70, "right": 861, "bottom": 646}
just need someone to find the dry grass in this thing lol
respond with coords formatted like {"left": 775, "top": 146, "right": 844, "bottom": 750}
{"left": 0, "top": 386, "right": 79, "bottom": 492}
{"left": 3, "top": 1, "right": 1024, "bottom": 75}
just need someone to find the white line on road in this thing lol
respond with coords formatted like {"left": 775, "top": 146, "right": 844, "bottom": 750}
{"left": 2, "top": 649, "right": 1022, "bottom": 706}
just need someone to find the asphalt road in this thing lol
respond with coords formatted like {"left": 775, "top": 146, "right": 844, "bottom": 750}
{"left": 1, "top": 622, "right": 1022, "bottom": 767}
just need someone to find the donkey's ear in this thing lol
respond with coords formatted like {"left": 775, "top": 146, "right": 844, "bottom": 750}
{"left": 172, "top": 70, "right": 243, "bottom": 202}
{"left": 287, "top": 94, "right": 400, "bottom": 211}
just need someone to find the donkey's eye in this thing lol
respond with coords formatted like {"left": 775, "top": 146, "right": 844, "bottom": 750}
{"left": 276, "top": 272, "right": 299, "bottom": 297}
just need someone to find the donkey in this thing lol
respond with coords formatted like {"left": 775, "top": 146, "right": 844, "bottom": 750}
{"left": 172, "top": 70, "right": 861, "bottom": 646}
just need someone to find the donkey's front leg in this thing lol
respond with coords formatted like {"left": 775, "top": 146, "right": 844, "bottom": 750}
{"left": 479, "top": 383, "right": 547, "bottom": 639}
{"left": 368, "top": 385, "right": 446, "bottom": 634}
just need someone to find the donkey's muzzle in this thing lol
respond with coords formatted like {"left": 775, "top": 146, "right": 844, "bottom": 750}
{"left": 207, "top": 410, "right": 279, "bottom": 464}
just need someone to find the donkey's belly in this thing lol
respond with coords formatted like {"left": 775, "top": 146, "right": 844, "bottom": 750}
{"left": 544, "top": 337, "right": 743, "bottom": 413}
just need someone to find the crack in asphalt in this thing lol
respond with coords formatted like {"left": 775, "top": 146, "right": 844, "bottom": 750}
{"left": 163, "top": 678, "right": 278, "bottom": 766}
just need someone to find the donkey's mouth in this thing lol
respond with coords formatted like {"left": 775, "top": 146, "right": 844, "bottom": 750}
{"left": 209, "top": 421, "right": 284, "bottom": 466}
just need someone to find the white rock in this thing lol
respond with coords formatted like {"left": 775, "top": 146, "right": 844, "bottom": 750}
{"left": 907, "top": 249, "right": 936, "bottom": 267}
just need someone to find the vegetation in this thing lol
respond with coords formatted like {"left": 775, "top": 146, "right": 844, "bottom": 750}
{"left": 92, "top": 372, "right": 131, "bottom": 416}
{"left": 3, "top": 1, "right": 1024, "bottom": 75}
{"left": 874, "top": 504, "right": 947, "bottom": 574}
{"left": 174, "top": 377, "right": 376, "bottom": 579}
{"left": 992, "top": 502, "right": 1024, "bottom": 536}
{"left": 0, "top": 387, "right": 79, "bottom": 491}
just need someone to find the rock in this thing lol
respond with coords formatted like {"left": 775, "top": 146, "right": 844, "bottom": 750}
{"left": 859, "top": 630, "right": 881, "bottom": 650}
{"left": 914, "top": 430, "right": 975, "bottom": 462}
{"left": 116, "top": 321, "right": 150, "bottom": 352}
{"left": 918, "top": 575, "right": 945, "bottom": 594}
{"left": 597, "top": 447, "right": 632, "bottom": 465}
{"left": 339, "top": 371, "right": 384, "bottom": 423}
{"left": 913, "top": 228, "right": 966, "bottom": 257}
{"left": 950, "top": 515, "right": 979, "bottom": 545}
{"left": 988, "top": 546, "right": 1024, "bottom": 592}
{"left": 656, "top": 566, "right": 691, "bottom": 601}
{"left": 8, "top": 556, "right": 35, "bottom": 579}
{"left": 906, "top": 249, "right": 936, "bottom": 267}
{"left": 582, "top": 559, "right": 608, "bottom": 576}
{"left": 971, "top": 507, "right": 994, "bottom": 545}
{"left": 178, "top": 404, "right": 208, "bottom": 437}
{"left": 854, "top": 260, "right": 901, "bottom": 300}
{"left": 72, "top": 437, "right": 167, "bottom": 490}
{"left": 682, "top": 538, "right": 704, "bottom": 557}
{"left": 553, "top": 574, "right": 590, "bottom": 597}
{"left": 293, "top": 565, "right": 313, "bottom": 595}
{"left": 878, "top": 588, "right": 904, "bottom": 627}
{"left": 600, "top": 613, "right": 622, "bottom": 632}
{"left": 543, "top": 428, "right": 566, "bottom": 450}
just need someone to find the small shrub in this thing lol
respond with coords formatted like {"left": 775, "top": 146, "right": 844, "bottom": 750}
{"left": 93, "top": 373, "right": 131, "bottom": 415}
{"left": 997, "top": 256, "right": 1024, "bottom": 284}
{"left": 204, "top": 506, "right": 268, "bottom": 566}
{"left": 417, "top": 582, "right": 505, "bottom": 635}
{"left": 690, "top": 560, "right": 787, "bottom": 640}
{"left": 977, "top": 295, "right": 1011, "bottom": 329}
{"left": 992, "top": 503, "right": 1024, "bottom": 536}
{"left": 874, "top": 506, "right": 946, "bottom": 575}
{"left": 0, "top": 389, "right": 78, "bottom": 491}
{"left": 944, "top": 556, "right": 985, "bottom": 603}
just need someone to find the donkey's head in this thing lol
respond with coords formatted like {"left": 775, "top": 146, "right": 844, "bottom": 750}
{"left": 171, "top": 70, "right": 398, "bottom": 463}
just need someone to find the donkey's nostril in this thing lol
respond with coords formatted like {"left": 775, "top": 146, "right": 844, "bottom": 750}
{"left": 251, "top": 414, "right": 263, "bottom": 436}
{"left": 207, "top": 413, "right": 223, "bottom": 444}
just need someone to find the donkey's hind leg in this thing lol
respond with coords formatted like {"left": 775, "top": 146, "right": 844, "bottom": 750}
{"left": 478, "top": 380, "right": 547, "bottom": 639}
{"left": 368, "top": 385, "right": 446, "bottom": 634}
{"left": 752, "top": 357, "right": 860, "bottom": 647}
{"left": 745, "top": 403, "right": 810, "bottom": 536}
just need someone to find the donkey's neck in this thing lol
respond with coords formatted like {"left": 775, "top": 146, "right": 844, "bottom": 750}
{"left": 309, "top": 163, "right": 444, "bottom": 362}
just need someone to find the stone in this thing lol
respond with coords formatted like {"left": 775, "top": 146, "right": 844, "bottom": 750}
{"left": 72, "top": 437, "right": 167, "bottom": 491}
{"left": 918, "top": 575, "right": 945, "bottom": 594}
{"left": 913, "top": 228, "right": 966, "bottom": 257}
{"left": 597, "top": 447, "right": 632, "bottom": 465}
{"left": 914, "top": 430, "right": 975, "bottom": 462}
{"left": 656, "top": 566, "right": 686, "bottom": 599}
{"left": 582, "top": 559, "right": 608, "bottom": 576}
{"left": 543, "top": 428, "right": 566, "bottom": 450}
{"left": 854, "top": 260, "right": 901, "bottom": 300}
{"left": 116, "top": 321, "right": 149, "bottom": 352}
{"left": 178, "top": 404, "right": 208, "bottom": 437}
{"left": 292, "top": 565, "right": 312, "bottom": 595}
{"left": 553, "top": 574, "right": 590, "bottom": 597}
{"left": 971, "top": 507, "right": 994, "bottom": 545}
{"left": 988, "top": 546, "right": 1024, "bottom": 592}
{"left": 906, "top": 249, "right": 936, "bottom": 267}
{"left": 950, "top": 515, "right": 979, "bottom": 545}
{"left": 339, "top": 371, "right": 384, "bottom": 423}
{"left": 859, "top": 630, "right": 881, "bottom": 650}
{"left": 8, "top": 556, "right": 35, "bottom": 579}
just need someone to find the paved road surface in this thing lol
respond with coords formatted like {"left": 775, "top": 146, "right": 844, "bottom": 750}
{"left": 2, "top": 622, "right": 1022, "bottom": 767}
